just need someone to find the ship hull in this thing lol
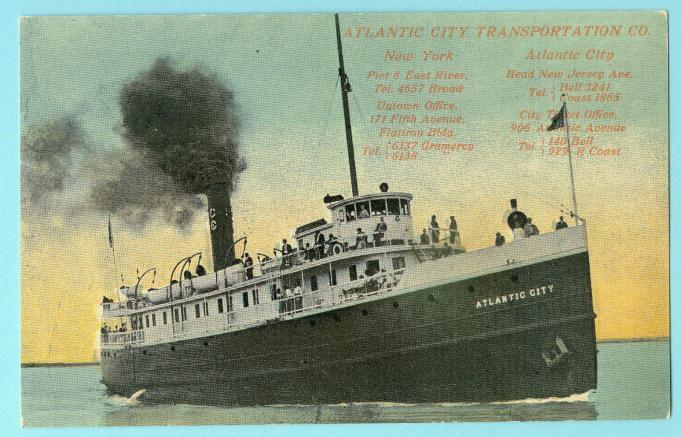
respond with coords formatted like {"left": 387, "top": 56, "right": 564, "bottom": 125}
{"left": 101, "top": 251, "right": 597, "bottom": 406}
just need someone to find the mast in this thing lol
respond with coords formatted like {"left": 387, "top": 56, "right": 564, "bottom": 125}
{"left": 335, "top": 13, "right": 359, "bottom": 197}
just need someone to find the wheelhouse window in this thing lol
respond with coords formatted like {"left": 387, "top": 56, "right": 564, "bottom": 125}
{"left": 195, "top": 304, "right": 201, "bottom": 318}
{"left": 145, "top": 315, "right": 150, "bottom": 328}
{"left": 401, "top": 198, "right": 411, "bottom": 215}
{"left": 329, "top": 270, "right": 337, "bottom": 286}
{"left": 218, "top": 298, "right": 224, "bottom": 313}
{"left": 174, "top": 308, "right": 180, "bottom": 323}
{"left": 310, "top": 275, "right": 318, "bottom": 291}
{"left": 371, "top": 199, "right": 386, "bottom": 216}
{"left": 345, "top": 204, "right": 357, "bottom": 221}
{"left": 356, "top": 201, "right": 370, "bottom": 219}
{"left": 242, "top": 292, "right": 249, "bottom": 308}
{"left": 181, "top": 306, "right": 187, "bottom": 321}
{"left": 252, "top": 289, "right": 260, "bottom": 305}
{"left": 203, "top": 302, "right": 209, "bottom": 316}
{"left": 163, "top": 311, "right": 167, "bottom": 325}
{"left": 151, "top": 313, "right": 156, "bottom": 327}
{"left": 387, "top": 198, "right": 400, "bottom": 215}
{"left": 227, "top": 295, "right": 234, "bottom": 312}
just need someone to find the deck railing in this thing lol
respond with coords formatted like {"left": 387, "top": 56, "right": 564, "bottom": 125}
{"left": 100, "top": 329, "right": 145, "bottom": 347}
{"left": 275, "top": 269, "right": 404, "bottom": 317}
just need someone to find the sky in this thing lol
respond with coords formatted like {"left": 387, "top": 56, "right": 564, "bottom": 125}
{"left": 20, "top": 11, "right": 668, "bottom": 363}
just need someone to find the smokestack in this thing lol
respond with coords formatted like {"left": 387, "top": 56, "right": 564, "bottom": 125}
{"left": 206, "top": 185, "right": 235, "bottom": 271}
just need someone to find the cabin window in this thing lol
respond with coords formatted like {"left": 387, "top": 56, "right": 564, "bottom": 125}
{"left": 203, "top": 301, "right": 209, "bottom": 316}
{"left": 181, "top": 306, "right": 187, "bottom": 321}
{"left": 252, "top": 289, "right": 260, "bottom": 305}
{"left": 218, "top": 298, "right": 224, "bottom": 313}
{"left": 366, "top": 260, "right": 380, "bottom": 277}
{"left": 195, "top": 304, "right": 201, "bottom": 318}
{"left": 227, "top": 295, "right": 234, "bottom": 312}
{"left": 138, "top": 316, "right": 143, "bottom": 329}
{"left": 243, "top": 292, "right": 249, "bottom": 308}
{"left": 163, "top": 311, "right": 167, "bottom": 325}
{"left": 310, "top": 275, "right": 318, "bottom": 292}
{"left": 387, "top": 198, "right": 400, "bottom": 215}
{"left": 145, "top": 315, "right": 150, "bottom": 328}
{"left": 401, "top": 199, "right": 410, "bottom": 215}
{"left": 392, "top": 257, "right": 406, "bottom": 270}
{"left": 371, "top": 199, "right": 387, "bottom": 216}
{"left": 345, "top": 204, "right": 357, "bottom": 221}
{"left": 356, "top": 201, "right": 370, "bottom": 219}
{"left": 174, "top": 308, "right": 180, "bottom": 323}
{"left": 151, "top": 313, "right": 156, "bottom": 327}
{"left": 349, "top": 265, "right": 358, "bottom": 281}
{"left": 329, "top": 270, "right": 337, "bottom": 286}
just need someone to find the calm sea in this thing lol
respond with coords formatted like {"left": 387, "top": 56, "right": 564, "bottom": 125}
{"left": 20, "top": 340, "right": 670, "bottom": 427}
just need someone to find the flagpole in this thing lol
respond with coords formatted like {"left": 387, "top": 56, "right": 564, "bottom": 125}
{"left": 561, "top": 100, "right": 580, "bottom": 225}
{"left": 108, "top": 215, "right": 124, "bottom": 301}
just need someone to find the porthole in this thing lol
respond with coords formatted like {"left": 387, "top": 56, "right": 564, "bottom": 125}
{"left": 171, "top": 346, "right": 176, "bottom": 352}
{"left": 332, "top": 313, "right": 341, "bottom": 322}
{"left": 361, "top": 309, "right": 368, "bottom": 316}
{"left": 392, "top": 301, "right": 399, "bottom": 308}
{"left": 309, "top": 319, "right": 316, "bottom": 327}
{"left": 203, "top": 341, "right": 209, "bottom": 347}
{"left": 427, "top": 294, "right": 436, "bottom": 302}
{"left": 467, "top": 286, "right": 475, "bottom": 293}
{"left": 511, "top": 275, "right": 519, "bottom": 283}
{"left": 142, "top": 350, "right": 147, "bottom": 355}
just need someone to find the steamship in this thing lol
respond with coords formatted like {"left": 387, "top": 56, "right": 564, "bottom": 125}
{"left": 98, "top": 14, "right": 597, "bottom": 406}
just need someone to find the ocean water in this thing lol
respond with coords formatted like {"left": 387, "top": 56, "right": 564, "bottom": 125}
{"left": 20, "top": 340, "right": 670, "bottom": 427}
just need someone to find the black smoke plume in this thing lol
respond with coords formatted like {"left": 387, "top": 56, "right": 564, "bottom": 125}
{"left": 118, "top": 58, "right": 244, "bottom": 195}
{"left": 21, "top": 115, "right": 82, "bottom": 206}
{"left": 22, "top": 58, "right": 244, "bottom": 237}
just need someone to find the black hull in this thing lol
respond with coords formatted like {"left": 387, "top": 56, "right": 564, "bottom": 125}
{"left": 101, "top": 251, "right": 597, "bottom": 406}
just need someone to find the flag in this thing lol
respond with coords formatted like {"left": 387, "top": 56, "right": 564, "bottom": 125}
{"left": 108, "top": 215, "right": 114, "bottom": 248}
{"left": 547, "top": 102, "right": 566, "bottom": 131}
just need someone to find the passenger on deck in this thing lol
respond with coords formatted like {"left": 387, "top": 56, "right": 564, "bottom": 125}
{"left": 304, "top": 242, "right": 313, "bottom": 261}
{"left": 449, "top": 215, "right": 460, "bottom": 245}
{"left": 281, "top": 239, "right": 293, "bottom": 267}
{"left": 356, "top": 228, "right": 368, "bottom": 249}
{"left": 555, "top": 216, "right": 569, "bottom": 230}
{"left": 373, "top": 217, "right": 388, "bottom": 245}
{"left": 294, "top": 283, "right": 302, "bottom": 295}
{"left": 495, "top": 232, "right": 506, "bottom": 246}
{"left": 243, "top": 253, "right": 254, "bottom": 279}
{"left": 315, "top": 233, "right": 326, "bottom": 259}
{"left": 524, "top": 218, "right": 540, "bottom": 237}
{"left": 358, "top": 205, "right": 370, "bottom": 219}
{"left": 285, "top": 287, "right": 293, "bottom": 298}
{"left": 327, "top": 233, "right": 338, "bottom": 255}
{"left": 420, "top": 228, "right": 430, "bottom": 244}
{"left": 346, "top": 209, "right": 356, "bottom": 221}
{"left": 442, "top": 241, "right": 454, "bottom": 257}
{"left": 430, "top": 215, "right": 440, "bottom": 243}
{"left": 275, "top": 287, "right": 282, "bottom": 300}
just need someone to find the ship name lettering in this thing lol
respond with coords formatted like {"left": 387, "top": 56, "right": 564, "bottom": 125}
{"left": 475, "top": 284, "right": 554, "bottom": 309}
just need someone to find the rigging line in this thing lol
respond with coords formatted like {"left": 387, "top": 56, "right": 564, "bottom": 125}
{"left": 350, "top": 91, "right": 372, "bottom": 139}
{"left": 313, "top": 75, "right": 340, "bottom": 152}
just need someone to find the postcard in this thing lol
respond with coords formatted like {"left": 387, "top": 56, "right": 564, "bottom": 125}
{"left": 20, "top": 10, "right": 669, "bottom": 426}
